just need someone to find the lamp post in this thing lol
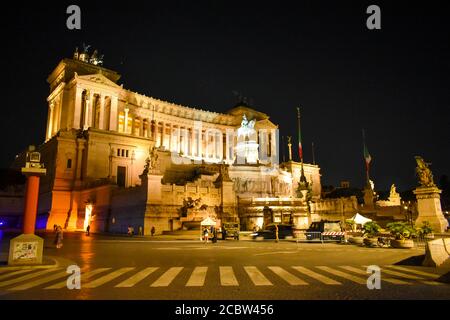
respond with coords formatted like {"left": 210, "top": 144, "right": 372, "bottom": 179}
{"left": 8, "top": 146, "right": 46, "bottom": 265}
{"left": 403, "top": 201, "right": 414, "bottom": 227}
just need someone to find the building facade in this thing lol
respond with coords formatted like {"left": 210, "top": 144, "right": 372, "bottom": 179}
{"left": 12, "top": 51, "right": 325, "bottom": 235}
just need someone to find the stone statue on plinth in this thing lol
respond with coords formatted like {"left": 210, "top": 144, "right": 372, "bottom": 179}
{"left": 413, "top": 156, "right": 448, "bottom": 233}
{"left": 287, "top": 136, "right": 293, "bottom": 161}
{"left": 388, "top": 183, "right": 401, "bottom": 205}
{"left": 143, "top": 146, "right": 159, "bottom": 175}
{"left": 235, "top": 114, "right": 259, "bottom": 164}
{"left": 415, "top": 156, "right": 435, "bottom": 187}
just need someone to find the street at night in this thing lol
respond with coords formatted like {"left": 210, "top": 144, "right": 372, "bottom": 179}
{"left": 1, "top": 232, "right": 448, "bottom": 300}
{"left": 0, "top": 2, "right": 449, "bottom": 317}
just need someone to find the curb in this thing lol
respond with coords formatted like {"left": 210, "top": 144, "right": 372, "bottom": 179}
{"left": 0, "top": 255, "right": 74, "bottom": 271}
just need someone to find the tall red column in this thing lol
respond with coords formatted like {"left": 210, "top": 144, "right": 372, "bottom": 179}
{"left": 22, "top": 175, "right": 41, "bottom": 234}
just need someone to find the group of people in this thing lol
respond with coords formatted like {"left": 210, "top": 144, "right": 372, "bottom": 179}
{"left": 202, "top": 226, "right": 217, "bottom": 243}
{"left": 53, "top": 224, "right": 64, "bottom": 249}
{"left": 127, "top": 225, "right": 155, "bottom": 236}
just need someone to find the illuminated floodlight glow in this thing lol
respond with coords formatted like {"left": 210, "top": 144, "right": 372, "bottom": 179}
{"left": 84, "top": 204, "right": 93, "bottom": 230}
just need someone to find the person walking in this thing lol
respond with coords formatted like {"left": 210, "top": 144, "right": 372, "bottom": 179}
{"left": 203, "top": 228, "right": 209, "bottom": 243}
{"left": 86, "top": 224, "right": 90, "bottom": 236}
{"left": 138, "top": 226, "right": 143, "bottom": 236}
{"left": 151, "top": 226, "right": 155, "bottom": 236}
{"left": 55, "top": 225, "right": 63, "bottom": 249}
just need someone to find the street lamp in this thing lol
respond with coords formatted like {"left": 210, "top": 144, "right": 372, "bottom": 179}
{"left": 403, "top": 202, "right": 414, "bottom": 227}
{"left": 8, "top": 145, "right": 46, "bottom": 265}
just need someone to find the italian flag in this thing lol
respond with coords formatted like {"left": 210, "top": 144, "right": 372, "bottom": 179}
{"left": 298, "top": 141, "right": 303, "bottom": 160}
{"left": 297, "top": 107, "right": 303, "bottom": 161}
{"left": 364, "top": 143, "right": 371, "bottom": 168}
{"left": 363, "top": 129, "right": 372, "bottom": 171}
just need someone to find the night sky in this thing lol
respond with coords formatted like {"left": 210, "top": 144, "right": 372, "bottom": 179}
{"left": 0, "top": 1, "right": 449, "bottom": 192}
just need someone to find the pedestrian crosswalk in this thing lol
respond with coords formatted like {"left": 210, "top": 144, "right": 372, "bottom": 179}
{"left": 0, "top": 265, "right": 445, "bottom": 292}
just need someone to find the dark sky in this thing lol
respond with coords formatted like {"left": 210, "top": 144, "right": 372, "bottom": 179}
{"left": 0, "top": 1, "right": 449, "bottom": 192}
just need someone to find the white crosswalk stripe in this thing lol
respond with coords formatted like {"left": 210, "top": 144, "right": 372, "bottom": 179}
{"left": 244, "top": 266, "right": 273, "bottom": 286}
{"left": 8, "top": 270, "right": 69, "bottom": 291}
{"left": 220, "top": 266, "right": 239, "bottom": 286}
{"left": 151, "top": 267, "right": 183, "bottom": 287}
{"left": 292, "top": 266, "right": 341, "bottom": 285}
{"left": 370, "top": 267, "right": 443, "bottom": 286}
{"left": 116, "top": 267, "right": 159, "bottom": 288}
{"left": 0, "top": 269, "right": 34, "bottom": 281}
{"left": 268, "top": 266, "right": 308, "bottom": 285}
{"left": 0, "top": 265, "right": 441, "bottom": 291}
{"left": 338, "top": 266, "right": 410, "bottom": 285}
{"left": 45, "top": 268, "right": 112, "bottom": 289}
{"left": 83, "top": 267, "right": 135, "bottom": 288}
{"left": 384, "top": 265, "right": 440, "bottom": 279}
{"left": 0, "top": 268, "right": 60, "bottom": 288}
{"left": 316, "top": 266, "right": 367, "bottom": 284}
{"left": 186, "top": 267, "right": 207, "bottom": 287}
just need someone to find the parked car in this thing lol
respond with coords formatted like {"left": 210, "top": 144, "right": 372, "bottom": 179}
{"left": 221, "top": 222, "right": 240, "bottom": 240}
{"left": 251, "top": 224, "right": 294, "bottom": 240}
{"left": 306, "top": 220, "right": 345, "bottom": 242}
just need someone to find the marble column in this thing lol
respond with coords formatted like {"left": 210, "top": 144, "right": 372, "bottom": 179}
{"left": 159, "top": 122, "right": 164, "bottom": 147}
{"left": 177, "top": 126, "right": 181, "bottom": 153}
{"left": 54, "top": 98, "right": 61, "bottom": 134}
{"left": 219, "top": 133, "right": 225, "bottom": 160}
{"left": 50, "top": 101, "right": 57, "bottom": 136}
{"left": 189, "top": 128, "right": 194, "bottom": 156}
{"left": 168, "top": 123, "right": 173, "bottom": 151}
{"left": 270, "top": 129, "right": 278, "bottom": 164}
{"left": 193, "top": 128, "right": 199, "bottom": 157}
{"left": 109, "top": 96, "right": 118, "bottom": 131}
{"left": 199, "top": 130, "right": 204, "bottom": 158}
{"left": 83, "top": 93, "right": 90, "bottom": 130}
{"left": 183, "top": 127, "right": 189, "bottom": 155}
{"left": 124, "top": 108, "right": 129, "bottom": 134}
{"left": 73, "top": 87, "right": 83, "bottom": 129}
{"left": 46, "top": 103, "right": 54, "bottom": 141}
{"left": 139, "top": 117, "right": 144, "bottom": 137}
{"left": 98, "top": 95, "right": 105, "bottom": 130}
{"left": 87, "top": 91, "right": 95, "bottom": 129}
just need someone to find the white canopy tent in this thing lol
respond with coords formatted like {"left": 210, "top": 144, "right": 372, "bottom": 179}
{"left": 348, "top": 213, "right": 372, "bottom": 225}
{"left": 200, "top": 217, "right": 218, "bottom": 242}
{"left": 200, "top": 217, "right": 216, "bottom": 226}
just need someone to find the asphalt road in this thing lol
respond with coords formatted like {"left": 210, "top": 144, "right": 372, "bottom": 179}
{"left": 0, "top": 231, "right": 449, "bottom": 300}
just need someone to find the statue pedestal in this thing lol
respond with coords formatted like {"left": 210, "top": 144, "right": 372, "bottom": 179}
{"left": 146, "top": 171, "right": 163, "bottom": 204}
{"left": 8, "top": 234, "right": 44, "bottom": 265}
{"left": 414, "top": 186, "right": 448, "bottom": 233}
{"left": 363, "top": 187, "right": 375, "bottom": 209}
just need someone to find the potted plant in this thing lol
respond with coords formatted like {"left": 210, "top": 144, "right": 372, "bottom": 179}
{"left": 417, "top": 221, "right": 434, "bottom": 240}
{"left": 362, "top": 221, "right": 381, "bottom": 247}
{"left": 387, "top": 222, "right": 416, "bottom": 248}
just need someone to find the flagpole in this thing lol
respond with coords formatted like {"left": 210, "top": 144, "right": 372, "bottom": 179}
{"left": 362, "top": 129, "right": 370, "bottom": 185}
{"left": 297, "top": 107, "right": 306, "bottom": 183}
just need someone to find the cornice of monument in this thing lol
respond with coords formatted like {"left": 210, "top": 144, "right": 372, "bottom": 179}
{"left": 47, "top": 58, "right": 121, "bottom": 87}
